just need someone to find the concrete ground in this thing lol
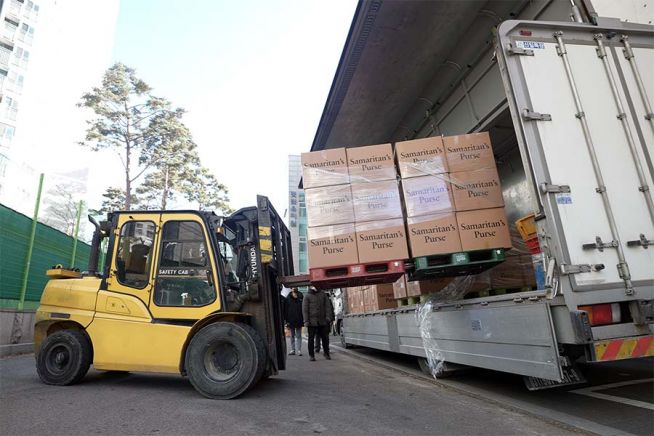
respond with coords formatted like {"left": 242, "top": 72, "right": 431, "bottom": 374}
{"left": 0, "top": 340, "right": 581, "bottom": 436}
{"left": 333, "top": 343, "right": 654, "bottom": 436}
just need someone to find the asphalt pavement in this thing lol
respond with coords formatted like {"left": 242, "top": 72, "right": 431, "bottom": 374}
{"left": 1, "top": 341, "right": 582, "bottom": 436}
{"left": 333, "top": 343, "right": 654, "bottom": 436}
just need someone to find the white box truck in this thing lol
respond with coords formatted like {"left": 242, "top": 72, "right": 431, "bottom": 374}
{"left": 318, "top": 1, "right": 654, "bottom": 387}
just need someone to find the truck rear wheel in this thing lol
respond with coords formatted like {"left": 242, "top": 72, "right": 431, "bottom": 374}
{"left": 185, "top": 322, "right": 266, "bottom": 399}
{"left": 36, "top": 330, "right": 92, "bottom": 386}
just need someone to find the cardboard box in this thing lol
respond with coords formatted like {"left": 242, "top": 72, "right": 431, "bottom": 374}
{"left": 392, "top": 275, "right": 407, "bottom": 299}
{"left": 356, "top": 218, "right": 409, "bottom": 263}
{"left": 354, "top": 289, "right": 365, "bottom": 313}
{"left": 351, "top": 180, "right": 403, "bottom": 222}
{"left": 407, "top": 213, "right": 461, "bottom": 257}
{"left": 489, "top": 254, "right": 535, "bottom": 289}
{"left": 406, "top": 277, "right": 454, "bottom": 297}
{"left": 301, "top": 148, "right": 349, "bottom": 189}
{"left": 451, "top": 167, "right": 504, "bottom": 212}
{"left": 307, "top": 223, "right": 358, "bottom": 268}
{"left": 346, "top": 288, "right": 359, "bottom": 314}
{"left": 362, "top": 284, "right": 396, "bottom": 311}
{"left": 456, "top": 208, "right": 512, "bottom": 251}
{"left": 401, "top": 175, "right": 454, "bottom": 218}
{"left": 346, "top": 287, "right": 362, "bottom": 313}
{"left": 395, "top": 136, "right": 448, "bottom": 178}
{"left": 346, "top": 143, "right": 396, "bottom": 182}
{"left": 305, "top": 184, "right": 355, "bottom": 227}
{"left": 444, "top": 132, "right": 495, "bottom": 173}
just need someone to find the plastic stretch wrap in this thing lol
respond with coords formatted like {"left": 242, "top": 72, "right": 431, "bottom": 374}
{"left": 401, "top": 167, "right": 503, "bottom": 215}
{"left": 305, "top": 184, "right": 354, "bottom": 227}
{"left": 346, "top": 143, "right": 396, "bottom": 183}
{"left": 351, "top": 179, "right": 403, "bottom": 222}
{"left": 355, "top": 218, "right": 408, "bottom": 263}
{"left": 307, "top": 223, "right": 358, "bottom": 269}
{"left": 395, "top": 136, "right": 448, "bottom": 179}
{"left": 301, "top": 148, "right": 349, "bottom": 189}
{"left": 416, "top": 297, "right": 445, "bottom": 377}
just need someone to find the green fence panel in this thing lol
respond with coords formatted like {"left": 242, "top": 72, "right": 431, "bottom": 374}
{"left": 0, "top": 204, "right": 91, "bottom": 302}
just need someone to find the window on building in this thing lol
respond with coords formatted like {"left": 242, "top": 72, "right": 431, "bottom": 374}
{"left": 0, "top": 48, "right": 10, "bottom": 67}
{"left": 154, "top": 221, "right": 216, "bottom": 307}
{"left": 115, "top": 221, "right": 156, "bottom": 289}
{"left": 298, "top": 242, "right": 306, "bottom": 252}
{"left": 3, "top": 21, "right": 17, "bottom": 40}
{"left": 1, "top": 124, "right": 15, "bottom": 140}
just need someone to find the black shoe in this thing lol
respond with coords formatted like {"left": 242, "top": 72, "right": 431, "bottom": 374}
{"left": 324, "top": 353, "right": 331, "bottom": 360}
{"left": 310, "top": 356, "right": 316, "bottom": 361}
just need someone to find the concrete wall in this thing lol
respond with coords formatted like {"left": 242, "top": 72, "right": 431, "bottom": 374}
{"left": 1, "top": 310, "right": 35, "bottom": 345}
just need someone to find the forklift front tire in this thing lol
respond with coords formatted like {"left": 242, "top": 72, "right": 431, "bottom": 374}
{"left": 185, "top": 322, "right": 266, "bottom": 399}
{"left": 36, "top": 330, "right": 92, "bottom": 386}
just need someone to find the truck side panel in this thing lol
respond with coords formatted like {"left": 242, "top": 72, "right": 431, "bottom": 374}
{"left": 344, "top": 293, "right": 563, "bottom": 381}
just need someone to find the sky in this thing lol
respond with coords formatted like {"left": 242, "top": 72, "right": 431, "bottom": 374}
{"left": 110, "top": 0, "right": 357, "bottom": 214}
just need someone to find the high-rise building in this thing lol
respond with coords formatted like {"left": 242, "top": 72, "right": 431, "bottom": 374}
{"left": 0, "top": 0, "right": 39, "bottom": 183}
{"left": 288, "top": 155, "right": 308, "bottom": 275}
{"left": 0, "top": 0, "right": 118, "bottom": 219}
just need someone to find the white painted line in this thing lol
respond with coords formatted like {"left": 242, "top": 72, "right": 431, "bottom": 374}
{"left": 574, "top": 377, "right": 654, "bottom": 391}
{"left": 571, "top": 378, "right": 654, "bottom": 411}
{"left": 572, "top": 391, "right": 654, "bottom": 411}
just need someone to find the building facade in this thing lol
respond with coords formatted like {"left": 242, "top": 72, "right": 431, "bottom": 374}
{"left": 288, "top": 155, "right": 308, "bottom": 275}
{"left": 0, "top": 0, "right": 39, "bottom": 184}
{"left": 0, "top": 0, "right": 118, "bottom": 222}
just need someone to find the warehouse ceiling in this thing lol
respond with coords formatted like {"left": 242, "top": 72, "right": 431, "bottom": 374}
{"left": 310, "top": 0, "right": 534, "bottom": 151}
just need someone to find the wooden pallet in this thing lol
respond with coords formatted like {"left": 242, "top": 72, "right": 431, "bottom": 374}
{"left": 309, "top": 260, "right": 405, "bottom": 290}
{"left": 396, "top": 296, "right": 420, "bottom": 307}
{"left": 409, "top": 248, "right": 506, "bottom": 281}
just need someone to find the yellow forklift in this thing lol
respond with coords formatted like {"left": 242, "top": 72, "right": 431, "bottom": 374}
{"left": 34, "top": 196, "right": 292, "bottom": 399}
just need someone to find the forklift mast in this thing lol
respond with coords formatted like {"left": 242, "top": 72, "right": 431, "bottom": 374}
{"left": 220, "top": 195, "right": 294, "bottom": 373}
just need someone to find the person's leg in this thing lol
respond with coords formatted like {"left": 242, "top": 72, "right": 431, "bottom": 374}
{"left": 289, "top": 327, "right": 296, "bottom": 354}
{"left": 320, "top": 325, "right": 330, "bottom": 357}
{"left": 307, "top": 326, "right": 316, "bottom": 358}
{"left": 294, "top": 327, "right": 302, "bottom": 355}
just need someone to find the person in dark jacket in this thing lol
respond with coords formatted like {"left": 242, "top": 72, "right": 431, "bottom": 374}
{"left": 302, "top": 286, "right": 334, "bottom": 361}
{"left": 284, "top": 288, "right": 304, "bottom": 356}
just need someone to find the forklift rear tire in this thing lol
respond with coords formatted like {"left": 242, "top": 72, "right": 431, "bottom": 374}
{"left": 36, "top": 330, "right": 92, "bottom": 386}
{"left": 185, "top": 322, "right": 266, "bottom": 399}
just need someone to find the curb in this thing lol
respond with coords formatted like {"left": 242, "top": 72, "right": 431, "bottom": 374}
{"left": 0, "top": 342, "right": 34, "bottom": 358}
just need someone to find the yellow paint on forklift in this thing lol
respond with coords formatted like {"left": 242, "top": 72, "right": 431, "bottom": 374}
{"left": 40, "top": 277, "right": 100, "bottom": 312}
{"left": 259, "top": 239, "right": 272, "bottom": 251}
{"left": 258, "top": 226, "right": 271, "bottom": 237}
{"left": 36, "top": 305, "right": 95, "bottom": 327}
{"left": 95, "top": 290, "right": 150, "bottom": 319}
{"left": 87, "top": 317, "right": 190, "bottom": 373}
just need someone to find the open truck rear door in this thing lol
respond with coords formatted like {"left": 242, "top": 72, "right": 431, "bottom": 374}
{"left": 496, "top": 20, "right": 654, "bottom": 323}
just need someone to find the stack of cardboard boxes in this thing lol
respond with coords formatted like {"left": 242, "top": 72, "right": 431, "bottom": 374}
{"left": 346, "top": 284, "right": 396, "bottom": 313}
{"left": 303, "top": 144, "right": 409, "bottom": 269}
{"left": 303, "top": 132, "right": 522, "bottom": 311}
{"left": 396, "top": 136, "right": 460, "bottom": 257}
{"left": 445, "top": 133, "right": 511, "bottom": 252}
{"left": 303, "top": 148, "right": 358, "bottom": 268}
{"left": 397, "top": 132, "right": 511, "bottom": 257}
{"left": 349, "top": 144, "right": 409, "bottom": 264}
